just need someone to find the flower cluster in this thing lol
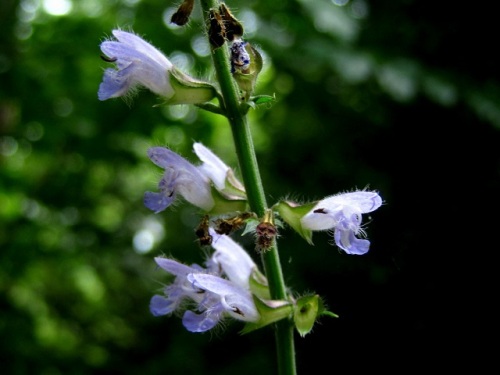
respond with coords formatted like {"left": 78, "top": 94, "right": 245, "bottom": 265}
{"left": 150, "top": 229, "right": 261, "bottom": 332}
{"left": 97, "top": 24, "right": 384, "bottom": 337}
{"left": 144, "top": 143, "right": 246, "bottom": 215}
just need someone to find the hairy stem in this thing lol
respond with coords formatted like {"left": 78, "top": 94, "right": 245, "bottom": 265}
{"left": 199, "top": 1, "right": 296, "bottom": 374}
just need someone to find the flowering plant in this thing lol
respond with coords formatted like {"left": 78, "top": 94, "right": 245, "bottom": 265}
{"left": 98, "top": 1, "right": 383, "bottom": 373}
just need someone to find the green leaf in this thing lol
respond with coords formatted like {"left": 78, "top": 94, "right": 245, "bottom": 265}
{"left": 251, "top": 94, "right": 276, "bottom": 105}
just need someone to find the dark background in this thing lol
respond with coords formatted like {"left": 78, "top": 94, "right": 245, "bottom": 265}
{"left": 1, "top": 0, "right": 498, "bottom": 373}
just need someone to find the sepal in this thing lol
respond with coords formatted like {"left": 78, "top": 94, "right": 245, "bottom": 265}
{"left": 208, "top": 185, "right": 247, "bottom": 215}
{"left": 293, "top": 295, "right": 338, "bottom": 337}
{"left": 162, "top": 67, "right": 218, "bottom": 105}
{"left": 240, "top": 296, "right": 293, "bottom": 335}
{"left": 274, "top": 200, "right": 316, "bottom": 244}
{"left": 248, "top": 268, "right": 271, "bottom": 300}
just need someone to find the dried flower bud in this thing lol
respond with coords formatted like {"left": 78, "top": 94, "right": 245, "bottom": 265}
{"left": 219, "top": 3, "right": 244, "bottom": 41}
{"left": 171, "top": 0, "right": 194, "bottom": 26}
{"left": 214, "top": 212, "right": 256, "bottom": 235}
{"left": 255, "top": 210, "right": 278, "bottom": 253}
{"left": 195, "top": 215, "right": 212, "bottom": 247}
{"left": 208, "top": 9, "right": 226, "bottom": 48}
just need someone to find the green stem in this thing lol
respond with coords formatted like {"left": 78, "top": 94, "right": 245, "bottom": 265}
{"left": 199, "top": 1, "right": 296, "bottom": 374}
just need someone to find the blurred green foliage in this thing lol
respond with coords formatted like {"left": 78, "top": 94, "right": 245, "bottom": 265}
{"left": 1, "top": 0, "right": 499, "bottom": 374}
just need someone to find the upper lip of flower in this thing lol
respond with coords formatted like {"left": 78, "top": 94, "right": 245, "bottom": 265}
{"left": 109, "top": 30, "right": 172, "bottom": 69}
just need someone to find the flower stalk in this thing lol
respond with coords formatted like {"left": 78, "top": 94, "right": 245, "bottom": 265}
{"left": 199, "top": 1, "right": 296, "bottom": 374}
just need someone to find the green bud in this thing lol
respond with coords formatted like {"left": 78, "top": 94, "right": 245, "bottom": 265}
{"left": 231, "top": 41, "right": 263, "bottom": 96}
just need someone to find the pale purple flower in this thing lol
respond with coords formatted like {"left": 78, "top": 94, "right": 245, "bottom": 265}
{"left": 98, "top": 30, "right": 215, "bottom": 103}
{"left": 144, "top": 143, "right": 245, "bottom": 213}
{"left": 98, "top": 30, "right": 173, "bottom": 100}
{"left": 150, "top": 231, "right": 260, "bottom": 332}
{"left": 301, "top": 191, "right": 382, "bottom": 255}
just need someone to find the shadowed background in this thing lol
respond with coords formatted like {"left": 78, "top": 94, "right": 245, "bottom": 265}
{"left": 1, "top": 0, "right": 498, "bottom": 373}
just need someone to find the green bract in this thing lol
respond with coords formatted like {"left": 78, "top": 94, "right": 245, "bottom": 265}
{"left": 294, "top": 295, "right": 339, "bottom": 337}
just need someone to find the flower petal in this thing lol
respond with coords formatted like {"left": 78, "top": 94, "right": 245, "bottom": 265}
{"left": 154, "top": 257, "right": 198, "bottom": 276}
{"left": 187, "top": 273, "right": 259, "bottom": 322}
{"left": 300, "top": 208, "right": 340, "bottom": 231}
{"left": 147, "top": 147, "right": 194, "bottom": 171}
{"left": 208, "top": 228, "right": 256, "bottom": 288}
{"left": 317, "top": 191, "right": 382, "bottom": 214}
{"left": 144, "top": 191, "right": 175, "bottom": 213}
{"left": 334, "top": 228, "right": 370, "bottom": 255}
{"left": 98, "top": 67, "right": 131, "bottom": 100}
{"left": 193, "top": 142, "right": 229, "bottom": 191}
{"left": 221, "top": 293, "right": 260, "bottom": 322}
{"left": 150, "top": 295, "right": 175, "bottom": 316}
{"left": 182, "top": 310, "right": 220, "bottom": 332}
{"left": 112, "top": 30, "right": 172, "bottom": 68}
{"left": 146, "top": 147, "right": 214, "bottom": 211}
